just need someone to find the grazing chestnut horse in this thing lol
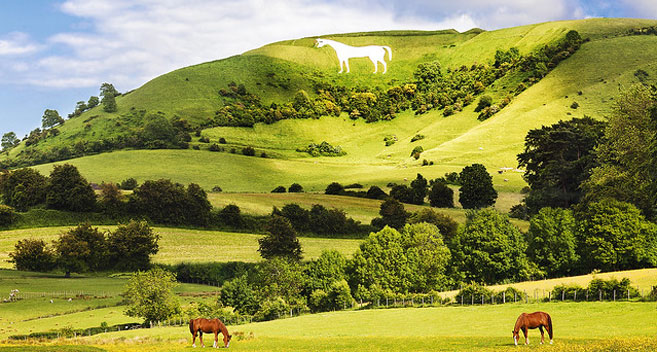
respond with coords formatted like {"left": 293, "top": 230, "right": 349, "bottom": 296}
{"left": 189, "top": 318, "right": 232, "bottom": 348}
{"left": 512, "top": 311, "right": 553, "bottom": 345}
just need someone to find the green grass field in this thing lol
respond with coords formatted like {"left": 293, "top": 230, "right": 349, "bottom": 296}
{"left": 0, "top": 227, "right": 362, "bottom": 269}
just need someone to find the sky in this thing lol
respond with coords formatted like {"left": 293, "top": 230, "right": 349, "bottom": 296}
{"left": 1, "top": 0, "right": 656, "bottom": 137}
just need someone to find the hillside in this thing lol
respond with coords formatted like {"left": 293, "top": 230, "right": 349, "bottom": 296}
{"left": 8, "top": 18, "right": 657, "bottom": 193}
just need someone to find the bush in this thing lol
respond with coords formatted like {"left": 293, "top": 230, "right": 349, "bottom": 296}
{"left": 9, "top": 238, "right": 56, "bottom": 272}
{"left": 271, "top": 186, "right": 286, "bottom": 193}
{"left": 288, "top": 183, "right": 303, "bottom": 193}
{"left": 570, "top": 101, "right": 579, "bottom": 109}
{"left": 199, "top": 136, "right": 210, "bottom": 143}
{"left": 0, "top": 168, "right": 48, "bottom": 211}
{"left": 408, "top": 209, "right": 458, "bottom": 242}
{"left": 390, "top": 185, "right": 414, "bottom": 204}
{"left": 242, "top": 146, "right": 256, "bottom": 156}
{"left": 454, "top": 283, "right": 493, "bottom": 304}
{"left": 209, "top": 143, "right": 222, "bottom": 152}
{"left": 258, "top": 216, "right": 302, "bottom": 260}
{"left": 131, "top": 179, "right": 212, "bottom": 226}
{"left": 219, "top": 137, "right": 227, "bottom": 144}
{"left": 46, "top": 164, "right": 97, "bottom": 212}
{"left": 0, "top": 205, "right": 17, "bottom": 227}
{"left": 218, "top": 204, "right": 243, "bottom": 227}
{"left": 410, "top": 146, "right": 423, "bottom": 159}
{"left": 212, "top": 186, "right": 223, "bottom": 193}
{"left": 373, "top": 198, "right": 408, "bottom": 230}
{"left": 325, "top": 182, "right": 344, "bottom": 195}
{"left": 410, "top": 134, "right": 425, "bottom": 142}
{"left": 119, "top": 178, "right": 138, "bottom": 190}
{"left": 366, "top": 186, "right": 387, "bottom": 200}
{"left": 277, "top": 204, "right": 310, "bottom": 233}
{"left": 509, "top": 204, "right": 529, "bottom": 220}
{"left": 107, "top": 220, "right": 159, "bottom": 271}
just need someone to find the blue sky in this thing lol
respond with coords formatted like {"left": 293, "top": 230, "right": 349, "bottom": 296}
{"left": 0, "top": 0, "right": 654, "bottom": 138}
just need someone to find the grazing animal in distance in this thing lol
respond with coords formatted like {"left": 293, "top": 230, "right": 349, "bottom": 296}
{"left": 315, "top": 38, "right": 392, "bottom": 74}
{"left": 513, "top": 311, "right": 553, "bottom": 345}
{"left": 189, "top": 318, "right": 232, "bottom": 348}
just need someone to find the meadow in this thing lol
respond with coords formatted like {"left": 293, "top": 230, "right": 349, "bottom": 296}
{"left": 0, "top": 227, "right": 362, "bottom": 269}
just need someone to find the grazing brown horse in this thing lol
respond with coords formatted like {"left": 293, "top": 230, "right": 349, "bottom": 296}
{"left": 189, "top": 318, "right": 232, "bottom": 348}
{"left": 512, "top": 311, "right": 553, "bottom": 345}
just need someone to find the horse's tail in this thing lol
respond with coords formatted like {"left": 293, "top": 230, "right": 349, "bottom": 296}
{"left": 189, "top": 319, "right": 194, "bottom": 335}
{"left": 547, "top": 314, "right": 553, "bottom": 339}
{"left": 383, "top": 46, "right": 392, "bottom": 61}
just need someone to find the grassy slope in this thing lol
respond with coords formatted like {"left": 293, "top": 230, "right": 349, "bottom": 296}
{"left": 15, "top": 18, "right": 657, "bottom": 196}
{"left": 0, "top": 226, "right": 361, "bottom": 269}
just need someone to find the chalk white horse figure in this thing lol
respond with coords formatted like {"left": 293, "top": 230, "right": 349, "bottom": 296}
{"left": 315, "top": 38, "right": 392, "bottom": 74}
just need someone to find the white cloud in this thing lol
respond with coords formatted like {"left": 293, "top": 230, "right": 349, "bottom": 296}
{"left": 0, "top": 32, "right": 40, "bottom": 56}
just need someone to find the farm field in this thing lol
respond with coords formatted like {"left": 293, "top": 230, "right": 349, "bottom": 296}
{"left": 0, "top": 227, "right": 362, "bottom": 269}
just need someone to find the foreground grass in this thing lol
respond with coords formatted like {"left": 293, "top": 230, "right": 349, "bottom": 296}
{"left": 42, "top": 302, "right": 657, "bottom": 351}
{"left": 0, "top": 227, "right": 362, "bottom": 269}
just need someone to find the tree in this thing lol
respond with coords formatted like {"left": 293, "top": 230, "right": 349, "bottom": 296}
{"left": 475, "top": 95, "right": 493, "bottom": 112}
{"left": 142, "top": 113, "right": 176, "bottom": 147}
{"left": 0, "top": 168, "right": 48, "bottom": 211}
{"left": 451, "top": 209, "right": 534, "bottom": 284}
{"left": 325, "top": 182, "right": 344, "bottom": 195}
{"left": 575, "top": 199, "right": 657, "bottom": 272}
{"left": 526, "top": 208, "right": 579, "bottom": 277}
{"left": 373, "top": 198, "right": 408, "bottom": 230}
{"left": 255, "top": 257, "right": 306, "bottom": 305}
{"left": 98, "top": 182, "right": 124, "bottom": 215}
{"left": 219, "top": 275, "right": 259, "bottom": 315}
{"left": 102, "top": 91, "right": 117, "bottom": 113}
{"left": 584, "top": 85, "right": 656, "bottom": 217}
{"left": 42, "top": 109, "right": 64, "bottom": 129}
{"left": 100, "top": 82, "right": 119, "bottom": 97}
{"left": 87, "top": 96, "right": 100, "bottom": 109}
{"left": 184, "top": 183, "right": 212, "bottom": 226}
{"left": 390, "top": 184, "right": 414, "bottom": 204}
{"left": 218, "top": 204, "right": 243, "bottom": 227}
{"left": 107, "top": 220, "right": 159, "bottom": 271}
{"left": 258, "top": 216, "right": 302, "bottom": 260}
{"left": 410, "top": 173, "right": 428, "bottom": 205}
{"left": 305, "top": 250, "right": 348, "bottom": 293}
{"left": 458, "top": 164, "right": 497, "bottom": 209}
{"left": 0, "top": 205, "right": 16, "bottom": 226}
{"left": 278, "top": 203, "right": 310, "bottom": 232}
{"left": 1, "top": 132, "right": 19, "bottom": 152}
{"left": 428, "top": 181, "right": 454, "bottom": 208}
{"left": 350, "top": 223, "right": 451, "bottom": 293}
{"left": 124, "top": 267, "right": 180, "bottom": 324}
{"left": 366, "top": 186, "right": 387, "bottom": 200}
{"left": 46, "top": 164, "right": 97, "bottom": 212}
{"left": 131, "top": 179, "right": 202, "bottom": 225}
{"left": 54, "top": 223, "right": 107, "bottom": 277}
{"left": 518, "top": 117, "right": 605, "bottom": 213}
{"left": 9, "top": 238, "right": 56, "bottom": 272}
{"left": 408, "top": 209, "right": 458, "bottom": 242}
{"left": 119, "top": 177, "right": 138, "bottom": 190}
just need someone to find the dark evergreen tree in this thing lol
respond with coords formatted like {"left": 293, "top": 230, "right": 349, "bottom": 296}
{"left": 458, "top": 164, "right": 497, "bottom": 209}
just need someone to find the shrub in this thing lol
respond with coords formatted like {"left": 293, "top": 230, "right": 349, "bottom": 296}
{"left": 475, "top": 95, "right": 493, "bottom": 112}
{"left": 258, "top": 216, "right": 302, "bottom": 260}
{"left": 278, "top": 204, "right": 310, "bottom": 232}
{"left": 219, "top": 137, "right": 227, "bottom": 144}
{"left": 288, "top": 183, "right": 303, "bottom": 193}
{"left": 0, "top": 205, "right": 17, "bottom": 227}
{"left": 373, "top": 198, "right": 408, "bottom": 230}
{"left": 390, "top": 185, "right": 414, "bottom": 204}
{"left": 242, "top": 146, "right": 256, "bottom": 156}
{"left": 570, "top": 101, "right": 579, "bottom": 109}
{"left": 212, "top": 186, "right": 223, "bottom": 193}
{"left": 366, "top": 186, "right": 387, "bottom": 200}
{"left": 271, "top": 186, "right": 286, "bottom": 193}
{"left": 408, "top": 209, "right": 458, "bottom": 242}
{"left": 325, "top": 182, "right": 344, "bottom": 195}
{"left": 410, "top": 134, "right": 425, "bottom": 142}
{"left": 209, "top": 143, "right": 222, "bottom": 152}
{"left": 410, "top": 146, "right": 423, "bottom": 159}
{"left": 199, "top": 136, "right": 210, "bottom": 143}
{"left": 46, "top": 164, "right": 97, "bottom": 212}
{"left": 107, "top": 220, "right": 159, "bottom": 271}
{"left": 344, "top": 183, "right": 363, "bottom": 189}
{"left": 192, "top": 145, "right": 200, "bottom": 150}
{"left": 454, "top": 283, "right": 493, "bottom": 304}
{"left": 509, "top": 204, "right": 529, "bottom": 220}
{"left": 124, "top": 268, "right": 180, "bottom": 324}
{"left": 119, "top": 178, "right": 138, "bottom": 190}
{"left": 218, "top": 204, "right": 243, "bottom": 227}
{"left": 0, "top": 168, "right": 47, "bottom": 211}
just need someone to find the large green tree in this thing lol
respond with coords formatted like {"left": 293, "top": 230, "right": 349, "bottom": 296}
{"left": 41, "top": 109, "right": 64, "bottom": 129}
{"left": 584, "top": 84, "right": 657, "bottom": 217}
{"left": 54, "top": 223, "right": 107, "bottom": 277}
{"left": 124, "top": 268, "right": 180, "bottom": 324}
{"left": 9, "top": 238, "right": 56, "bottom": 272}
{"left": 526, "top": 207, "right": 579, "bottom": 277}
{"left": 100, "top": 83, "right": 119, "bottom": 113}
{"left": 257, "top": 215, "right": 302, "bottom": 261}
{"left": 350, "top": 223, "right": 451, "bottom": 294}
{"left": 1, "top": 132, "right": 19, "bottom": 152}
{"left": 575, "top": 199, "right": 657, "bottom": 272}
{"left": 518, "top": 116, "right": 605, "bottom": 213}
{"left": 428, "top": 181, "right": 454, "bottom": 208}
{"left": 458, "top": 164, "right": 497, "bottom": 209}
{"left": 0, "top": 168, "right": 47, "bottom": 211}
{"left": 45, "top": 164, "right": 97, "bottom": 212}
{"left": 451, "top": 209, "right": 534, "bottom": 284}
{"left": 107, "top": 220, "right": 159, "bottom": 271}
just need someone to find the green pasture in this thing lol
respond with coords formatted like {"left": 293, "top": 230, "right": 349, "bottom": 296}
{"left": 66, "top": 302, "right": 657, "bottom": 351}
{"left": 0, "top": 227, "right": 362, "bottom": 269}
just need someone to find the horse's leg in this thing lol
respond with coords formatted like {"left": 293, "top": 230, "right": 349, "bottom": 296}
{"left": 192, "top": 330, "right": 197, "bottom": 348}
{"left": 338, "top": 60, "right": 343, "bottom": 73}
{"left": 344, "top": 59, "right": 350, "bottom": 73}
{"left": 381, "top": 60, "right": 387, "bottom": 74}
{"left": 214, "top": 330, "right": 218, "bottom": 348}
{"left": 539, "top": 326, "right": 545, "bottom": 344}
{"left": 199, "top": 331, "right": 204, "bottom": 347}
{"left": 370, "top": 57, "right": 378, "bottom": 73}
{"left": 523, "top": 328, "right": 529, "bottom": 345}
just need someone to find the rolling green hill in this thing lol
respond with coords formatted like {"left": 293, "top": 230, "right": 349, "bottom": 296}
{"left": 8, "top": 18, "right": 657, "bottom": 194}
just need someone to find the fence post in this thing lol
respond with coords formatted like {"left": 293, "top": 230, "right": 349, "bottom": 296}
{"left": 599, "top": 290, "right": 602, "bottom": 301}
{"left": 514, "top": 292, "right": 516, "bottom": 303}
{"left": 481, "top": 295, "right": 484, "bottom": 305}
{"left": 562, "top": 290, "right": 564, "bottom": 301}
{"left": 524, "top": 290, "right": 528, "bottom": 303}
{"left": 471, "top": 294, "right": 474, "bottom": 305}
{"left": 386, "top": 297, "right": 388, "bottom": 307}
{"left": 548, "top": 291, "right": 551, "bottom": 302}
{"left": 628, "top": 288, "right": 630, "bottom": 301}
{"left": 503, "top": 291, "right": 506, "bottom": 304}
{"left": 574, "top": 290, "right": 577, "bottom": 301}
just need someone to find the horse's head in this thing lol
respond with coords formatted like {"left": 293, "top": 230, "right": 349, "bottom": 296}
{"left": 224, "top": 333, "right": 232, "bottom": 348}
{"left": 512, "top": 330, "right": 520, "bottom": 346}
{"left": 315, "top": 38, "right": 328, "bottom": 48}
